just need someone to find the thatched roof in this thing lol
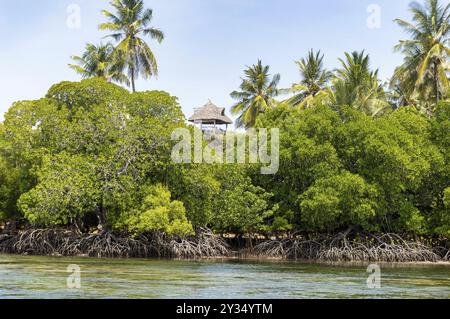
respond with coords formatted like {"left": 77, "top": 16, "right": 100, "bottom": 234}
{"left": 188, "top": 101, "right": 233, "bottom": 125}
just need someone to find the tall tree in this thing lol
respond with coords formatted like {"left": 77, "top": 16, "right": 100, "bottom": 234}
{"left": 392, "top": 0, "right": 449, "bottom": 111}
{"left": 283, "top": 49, "right": 333, "bottom": 108}
{"left": 69, "top": 43, "right": 129, "bottom": 86}
{"left": 332, "top": 51, "right": 390, "bottom": 117}
{"left": 230, "top": 60, "right": 280, "bottom": 128}
{"left": 99, "top": 0, "right": 164, "bottom": 92}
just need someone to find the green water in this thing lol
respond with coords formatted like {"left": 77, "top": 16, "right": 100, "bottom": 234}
{"left": 0, "top": 254, "right": 449, "bottom": 299}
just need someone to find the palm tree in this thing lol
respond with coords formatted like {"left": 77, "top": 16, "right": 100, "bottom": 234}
{"left": 99, "top": 0, "right": 164, "bottom": 92}
{"left": 388, "top": 79, "right": 417, "bottom": 109}
{"left": 392, "top": 0, "right": 449, "bottom": 110}
{"left": 69, "top": 43, "right": 129, "bottom": 85}
{"left": 282, "top": 49, "right": 333, "bottom": 108}
{"left": 230, "top": 60, "right": 280, "bottom": 128}
{"left": 331, "top": 51, "right": 390, "bottom": 117}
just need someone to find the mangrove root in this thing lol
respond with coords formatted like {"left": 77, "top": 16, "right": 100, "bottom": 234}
{"left": 0, "top": 228, "right": 230, "bottom": 259}
{"left": 253, "top": 232, "right": 446, "bottom": 262}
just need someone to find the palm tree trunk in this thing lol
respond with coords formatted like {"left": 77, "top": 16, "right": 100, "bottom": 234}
{"left": 131, "top": 66, "right": 136, "bottom": 93}
{"left": 434, "top": 61, "right": 440, "bottom": 104}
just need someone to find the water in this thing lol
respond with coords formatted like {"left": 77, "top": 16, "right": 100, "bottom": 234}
{"left": 0, "top": 254, "right": 449, "bottom": 299}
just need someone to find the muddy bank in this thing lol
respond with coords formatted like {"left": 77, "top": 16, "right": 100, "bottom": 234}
{"left": 0, "top": 228, "right": 448, "bottom": 262}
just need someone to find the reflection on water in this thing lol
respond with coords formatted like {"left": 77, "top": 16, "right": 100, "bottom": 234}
{"left": 0, "top": 254, "right": 449, "bottom": 299}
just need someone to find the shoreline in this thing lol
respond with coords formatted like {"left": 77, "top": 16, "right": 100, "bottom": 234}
{"left": 1, "top": 252, "right": 450, "bottom": 268}
{"left": 0, "top": 228, "right": 448, "bottom": 264}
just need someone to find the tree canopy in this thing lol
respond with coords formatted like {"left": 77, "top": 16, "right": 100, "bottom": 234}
{"left": 2, "top": 77, "right": 448, "bottom": 238}
{"left": 1, "top": 0, "right": 448, "bottom": 242}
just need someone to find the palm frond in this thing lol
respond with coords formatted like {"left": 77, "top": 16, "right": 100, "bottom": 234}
{"left": 392, "top": 0, "right": 449, "bottom": 110}
{"left": 230, "top": 61, "right": 280, "bottom": 128}
{"left": 99, "top": 0, "right": 164, "bottom": 91}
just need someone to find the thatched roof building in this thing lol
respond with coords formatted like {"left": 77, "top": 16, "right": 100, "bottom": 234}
{"left": 188, "top": 101, "right": 233, "bottom": 127}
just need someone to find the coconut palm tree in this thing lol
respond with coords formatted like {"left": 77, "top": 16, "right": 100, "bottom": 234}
{"left": 69, "top": 43, "right": 129, "bottom": 85}
{"left": 282, "top": 49, "right": 333, "bottom": 108}
{"left": 332, "top": 51, "right": 390, "bottom": 117}
{"left": 230, "top": 60, "right": 280, "bottom": 128}
{"left": 392, "top": 0, "right": 449, "bottom": 110}
{"left": 99, "top": 0, "right": 164, "bottom": 92}
{"left": 388, "top": 79, "right": 417, "bottom": 109}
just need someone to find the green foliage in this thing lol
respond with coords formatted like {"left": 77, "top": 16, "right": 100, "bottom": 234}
{"left": 0, "top": 151, "right": 8, "bottom": 221}
{"left": 255, "top": 104, "right": 342, "bottom": 226}
{"left": 127, "top": 91, "right": 185, "bottom": 123}
{"left": 212, "top": 166, "right": 276, "bottom": 235}
{"left": 18, "top": 153, "right": 99, "bottom": 226}
{"left": 230, "top": 60, "right": 280, "bottom": 128}
{"left": 332, "top": 51, "right": 390, "bottom": 117}
{"left": 427, "top": 101, "right": 450, "bottom": 235}
{"left": 299, "top": 172, "right": 380, "bottom": 232}
{"left": 117, "top": 184, "right": 194, "bottom": 237}
{"left": 0, "top": 123, "right": 8, "bottom": 220}
{"left": 170, "top": 165, "right": 220, "bottom": 227}
{"left": 99, "top": 0, "right": 164, "bottom": 92}
{"left": 392, "top": 0, "right": 449, "bottom": 110}
{"left": 433, "top": 187, "right": 450, "bottom": 236}
{"left": 282, "top": 49, "right": 333, "bottom": 108}
{"left": 46, "top": 77, "right": 129, "bottom": 115}
{"left": 444, "top": 188, "right": 450, "bottom": 209}
{"left": 332, "top": 106, "right": 446, "bottom": 234}
{"left": 2, "top": 79, "right": 184, "bottom": 233}
{"left": 257, "top": 102, "right": 448, "bottom": 235}
{"left": 0, "top": 53, "right": 448, "bottom": 241}
{"left": 69, "top": 42, "right": 129, "bottom": 86}
{"left": 431, "top": 101, "right": 450, "bottom": 151}
{"left": 396, "top": 202, "right": 426, "bottom": 234}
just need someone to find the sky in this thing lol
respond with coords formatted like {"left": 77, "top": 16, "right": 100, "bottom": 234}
{"left": 0, "top": 0, "right": 416, "bottom": 121}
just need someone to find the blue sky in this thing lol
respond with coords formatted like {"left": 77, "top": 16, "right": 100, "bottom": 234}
{"left": 0, "top": 0, "right": 415, "bottom": 121}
